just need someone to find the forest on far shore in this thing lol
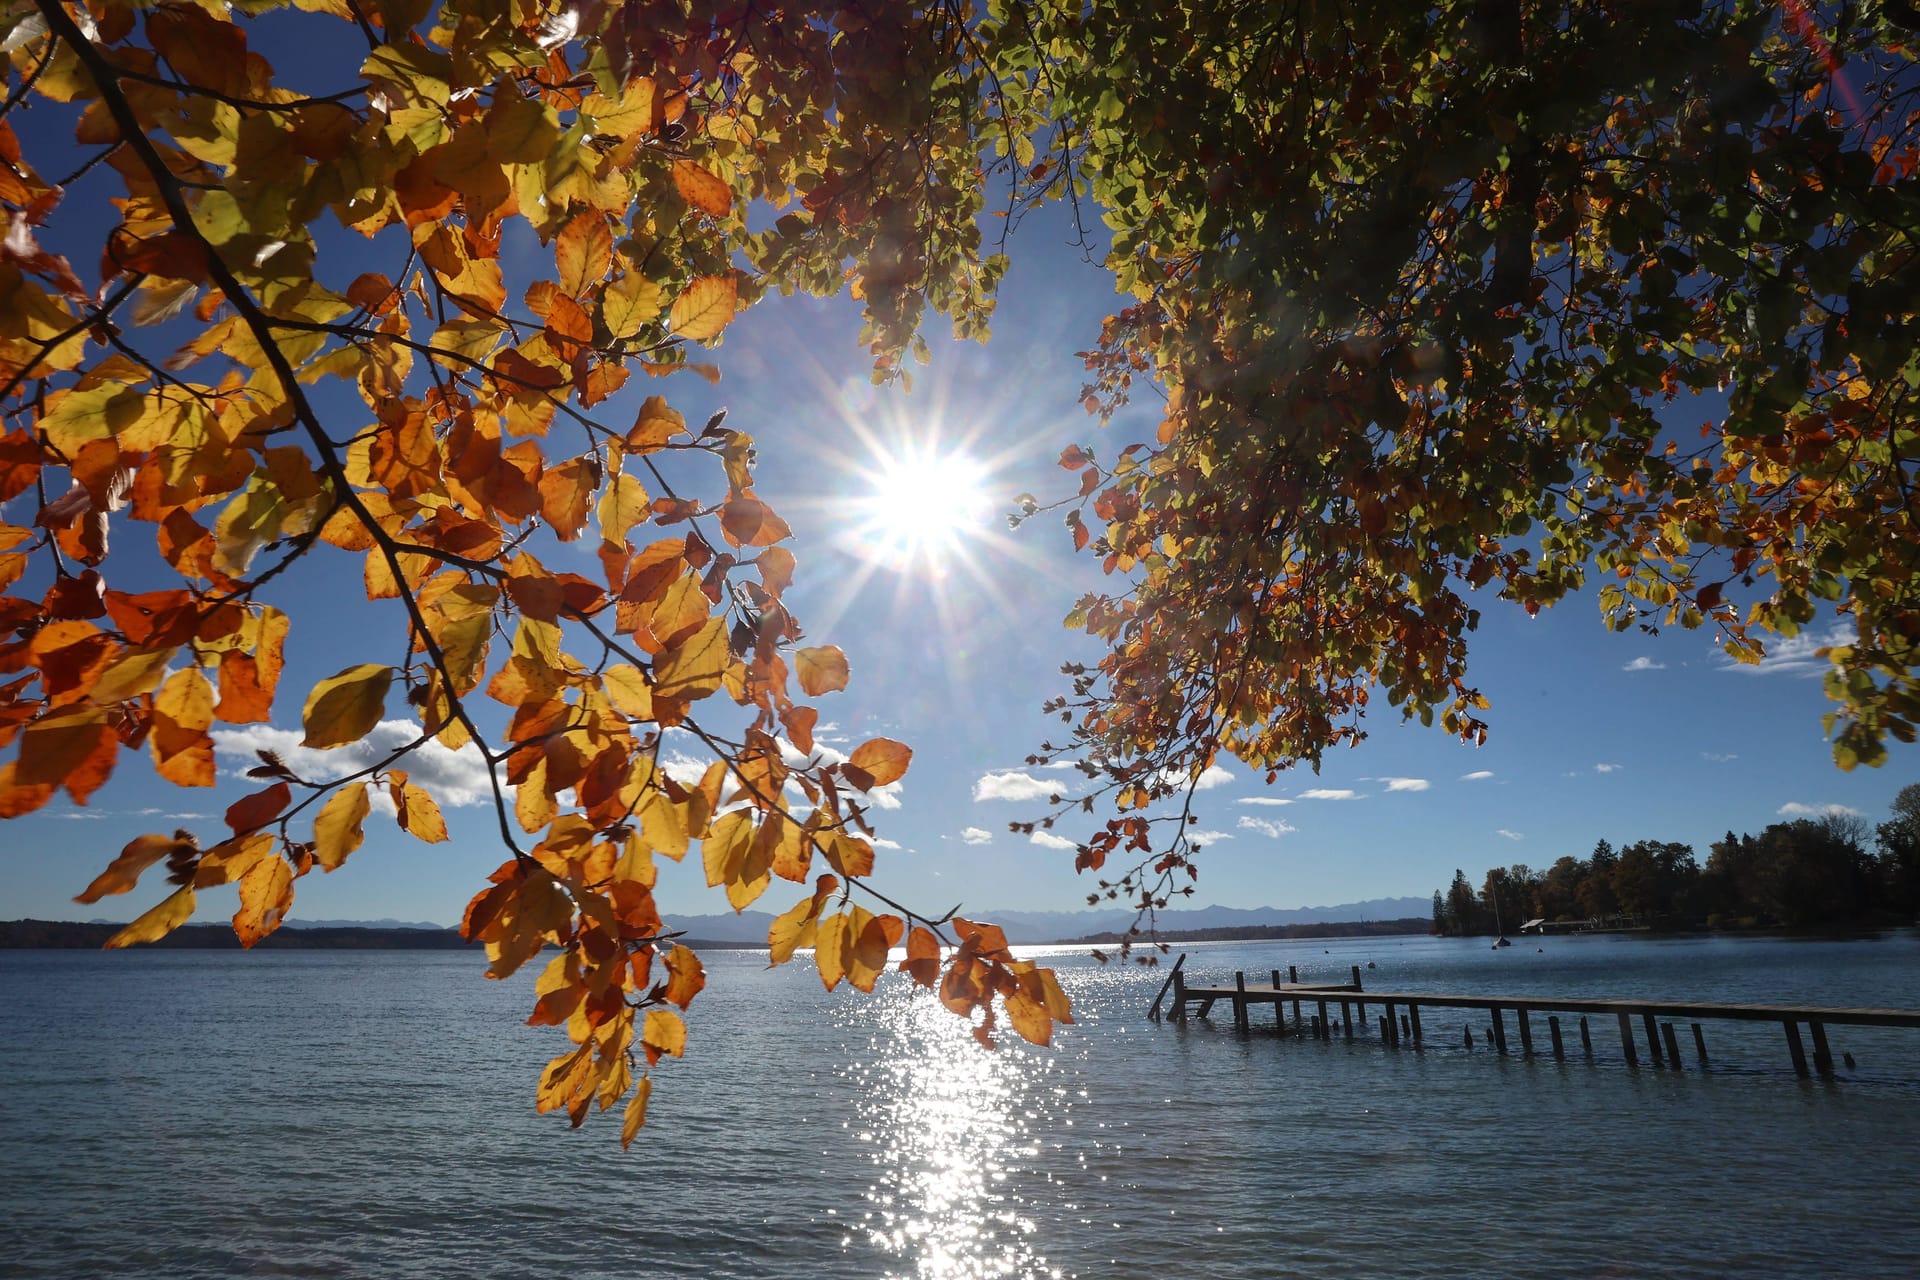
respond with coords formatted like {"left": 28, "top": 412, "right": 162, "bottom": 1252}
{"left": 1432, "top": 785, "right": 1920, "bottom": 936}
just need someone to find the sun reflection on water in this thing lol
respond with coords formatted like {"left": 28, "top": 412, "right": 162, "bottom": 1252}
{"left": 844, "top": 986, "right": 1069, "bottom": 1280}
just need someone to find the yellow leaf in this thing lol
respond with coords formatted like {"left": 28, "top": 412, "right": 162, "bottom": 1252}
{"left": 104, "top": 886, "right": 197, "bottom": 948}
{"left": 300, "top": 664, "right": 393, "bottom": 749}
{"left": 400, "top": 782, "right": 448, "bottom": 843}
{"left": 662, "top": 945, "right": 705, "bottom": 1007}
{"left": 654, "top": 616, "right": 731, "bottom": 701}
{"left": 602, "top": 663, "right": 654, "bottom": 720}
{"left": 1004, "top": 987, "right": 1053, "bottom": 1047}
{"left": 151, "top": 668, "right": 216, "bottom": 787}
{"left": 597, "top": 472, "right": 649, "bottom": 546}
{"left": 701, "top": 809, "right": 753, "bottom": 889}
{"left": 192, "top": 831, "right": 275, "bottom": 887}
{"left": 75, "top": 833, "right": 194, "bottom": 904}
{"left": 90, "top": 648, "right": 177, "bottom": 705}
{"left": 768, "top": 893, "right": 819, "bottom": 965}
{"left": 814, "top": 912, "right": 850, "bottom": 991}
{"left": 850, "top": 737, "right": 912, "bottom": 787}
{"left": 668, "top": 274, "right": 737, "bottom": 341}
{"left": 233, "top": 854, "right": 293, "bottom": 948}
{"left": 604, "top": 272, "right": 664, "bottom": 340}
{"left": 793, "top": 645, "right": 849, "bottom": 697}
{"left": 642, "top": 1008, "right": 686, "bottom": 1063}
{"left": 621, "top": 1075, "right": 652, "bottom": 1149}
{"left": 312, "top": 783, "right": 371, "bottom": 871}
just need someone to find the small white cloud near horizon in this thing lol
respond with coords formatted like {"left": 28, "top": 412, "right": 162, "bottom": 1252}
{"left": 1237, "top": 816, "right": 1296, "bottom": 838}
{"left": 1234, "top": 796, "right": 1294, "bottom": 807}
{"left": 1300, "top": 788, "right": 1358, "bottom": 800}
{"left": 1029, "top": 830, "right": 1077, "bottom": 851}
{"left": 1496, "top": 829, "right": 1525, "bottom": 841}
{"left": 1720, "top": 622, "right": 1851, "bottom": 678}
{"left": 1623, "top": 656, "right": 1666, "bottom": 672}
{"left": 1777, "top": 802, "right": 1864, "bottom": 818}
{"left": 1594, "top": 763, "right": 1622, "bottom": 773}
{"left": 1380, "top": 777, "right": 1430, "bottom": 792}
{"left": 959, "top": 826, "right": 993, "bottom": 845}
{"left": 973, "top": 771, "right": 1062, "bottom": 804}
{"left": 1460, "top": 770, "right": 1494, "bottom": 781}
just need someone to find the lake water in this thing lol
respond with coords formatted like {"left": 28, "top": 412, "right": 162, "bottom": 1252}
{"left": 2, "top": 931, "right": 1918, "bottom": 1278}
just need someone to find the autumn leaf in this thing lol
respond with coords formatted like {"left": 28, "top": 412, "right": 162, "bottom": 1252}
{"left": 104, "top": 886, "right": 197, "bottom": 948}
{"left": 668, "top": 275, "right": 737, "bottom": 341}
{"left": 849, "top": 737, "right": 911, "bottom": 787}
{"left": 620, "top": 1076, "right": 652, "bottom": 1149}
{"left": 672, "top": 161, "right": 733, "bottom": 218}
{"left": 313, "top": 783, "right": 372, "bottom": 871}
{"left": 301, "top": 665, "right": 394, "bottom": 750}
{"left": 793, "top": 645, "right": 849, "bottom": 697}
{"left": 642, "top": 1008, "right": 686, "bottom": 1064}
{"left": 75, "top": 832, "right": 195, "bottom": 904}
{"left": 233, "top": 854, "right": 294, "bottom": 948}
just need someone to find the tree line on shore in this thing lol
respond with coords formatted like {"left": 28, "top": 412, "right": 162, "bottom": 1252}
{"left": 1431, "top": 786, "right": 1920, "bottom": 935}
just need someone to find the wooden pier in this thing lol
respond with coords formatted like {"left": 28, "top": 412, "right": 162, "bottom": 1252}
{"left": 1157, "top": 961, "right": 1920, "bottom": 1078}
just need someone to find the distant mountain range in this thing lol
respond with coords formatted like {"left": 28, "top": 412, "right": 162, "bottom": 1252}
{"left": 660, "top": 897, "right": 1432, "bottom": 945}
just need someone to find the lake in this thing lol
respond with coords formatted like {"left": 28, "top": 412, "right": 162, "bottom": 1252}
{"left": 2, "top": 931, "right": 1917, "bottom": 1278}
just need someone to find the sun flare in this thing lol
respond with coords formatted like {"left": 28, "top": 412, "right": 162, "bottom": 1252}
{"left": 848, "top": 445, "right": 991, "bottom": 573}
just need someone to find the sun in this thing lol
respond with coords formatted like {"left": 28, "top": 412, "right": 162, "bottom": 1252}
{"left": 846, "top": 443, "right": 991, "bottom": 574}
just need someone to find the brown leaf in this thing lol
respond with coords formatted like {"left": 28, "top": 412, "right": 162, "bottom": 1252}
{"left": 793, "top": 645, "right": 849, "bottom": 697}
{"left": 672, "top": 160, "right": 733, "bottom": 218}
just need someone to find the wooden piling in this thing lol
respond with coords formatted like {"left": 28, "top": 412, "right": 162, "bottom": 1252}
{"left": 1643, "top": 1012, "right": 1665, "bottom": 1066}
{"left": 1340, "top": 1000, "right": 1353, "bottom": 1040}
{"left": 1662, "top": 1022, "right": 1683, "bottom": 1069}
{"left": 1549, "top": 1015, "right": 1565, "bottom": 1059}
{"left": 1272, "top": 970, "right": 1286, "bottom": 1030}
{"left": 1491, "top": 1008, "right": 1508, "bottom": 1054}
{"left": 1618, "top": 1012, "right": 1639, "bottom": 1066}
{"left": 1400, "top": 1013, "right": 1412, "bottom": 1039}
{"left": 1290, "top": 966, "right": 1302, "bottom": 1026}
{"left": 1579, "top": 1016, "right": 1593, "bottom": 1055}
{"left": 1317, "top": 999, "right": 1329, "bottom": 1040}
{"left": 1692, "top": 1022, "right": 1709, "bottom": 1067}
{"left": 1517, "top": 1007, "right": 1534, "bottom": 1056}
{"left": 1784, "top": 1020, "right": 1809, "bottom": 1077}
{"left": 1464, "top": 1024, "right": 1474, "bottom": 1048}
{"left": 1378, "top": 1015, "right": 1389, "bottom": 1041}
{"left": 1147, "top": 953, "right": 1187, "bottom": 1022}
{"left": 1810, "top": 1021, "right": 1834, "bottom": 1074}
{"left": 1409, "top": 1004, "right": 1423, "bottom": 1045}
{"left": 1233, "top": 971, "right": 1249, "bottom": 1034}
{"left": 1351, "top": 964, "right": 1363, "bottom": 991}
{"left": 1172, "top": 967, "right": 1187, "bottom": 1022}
{"left": 1385, "top": 1003, "right": 1398, "bottom": 1046}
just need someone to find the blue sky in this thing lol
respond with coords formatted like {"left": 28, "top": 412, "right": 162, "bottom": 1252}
{"left": 5, "top": 200, "right": 1914, "bottom": 930}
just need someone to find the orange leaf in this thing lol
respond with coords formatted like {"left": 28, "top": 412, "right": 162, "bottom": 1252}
{"left": 224, "top": 782, "right": 290, "bottom": 834}
{"left": 672, "top": 160, "right": 733, "bottom": 218}
{"left": 233, "top": 854, "right": 294, "bottom": 948}
{"left": 849, "top": 737, "right": 911, "bottom": 787}
{"left": 641, "top": 1008, "right": 686, "bottom": 1064}
{"left": 151, "top": 668, "right": 215, "bottom": 787}
{"left": 793, "top": 645, "right": 849, "bottom": 697}
{"left": 74, "top": 832, "right": 195, "bottom": 904}
{"left": 900, "top": 925, "right": 941, "bottom": 987}
{"left": 555, "top": 213, "right": 613, "bottom": 297}
{"left": 661, "top": 945, "right": 705, "bottom": 1008}
{"left": 620, "top": 1075, "right": 652, "bottom": 1149}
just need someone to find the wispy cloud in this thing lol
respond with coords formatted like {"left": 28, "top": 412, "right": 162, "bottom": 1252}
{"left": 778, "top": 738, "right": 904, "bottom": 809}
{"left": 1237, "top": 816, "right": 1296, "bottom": 838}
{"left": 973, "top": 771, "right": 1062, "bottom": 803}
{"left": 212, "top": 721, "right": 493, "bottom": 807}
{"left": 1701, "top": 752, "right": 1738, "bottom": 763}
{"left": 872, "top": 837, "right": 902, "bottom": 850}
{"left": 1720, "top": 622, "right": 1851, "bottom": 678}
{"left": 1029, "top": 830, "right": 1077, "bottom": 851}
{"left": 1234, "top": 796, "right": 1294, "bottom": 807}
{"left": 1623, "top": 656, "right": 1666, "bottom": 672}
{"left": 1593, "top": 763, "right": 1622, "bottom": 774}
{"left": 1185, "top": 829, "right": 1233, "bottom": 845}
{"left": 1777, "top": 802, "right": 1864, "bottom": 818}
{"left": 1461, "top": 770, "right": 1494, "bottom": 781}
{"left": 959, "top": 826, "right": 993, "bottom": 845}
{"left": 1496, "top": 829, "right": 1525, "bottom": 841}
{"left": 1379, "top": 777, "right": 1429, "bottom": 793}
{"left": 1300, "top": 788, "right": 1358, "bottom": 800}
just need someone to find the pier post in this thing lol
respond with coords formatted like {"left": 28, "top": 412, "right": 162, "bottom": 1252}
{"left": 1378, "top": 1015, "right": 1390, "bottom": 1041}
{"left": 1783, "top": 1020, "right": 1810, "bottom": 1077}
{"left": 1317, "top": 1000, "right": 1329, "bottom": 1040}
{"left": 1351, "top": 964, "right": 1363, "bottom": 991}
{"left": 1409, "top": 1005, "right": 1423, "bottom": 1046}
{"left": 1233, "top": 972, "right": 1249, "bottom": 1034}
{"left": 1809, "top": 1021, "right": 1834, "bottom": 1075}
{"left": 1173, "top": 968, "right": 1187, "bottom": 1023}
{"left": 1340, "top": 1000, "right": 1353, "bottom": 1040}
{"left": 1272, "top": 970, "right": 1285, "bottom": 1030}
{"left": 1518, "top": 1008, "right": 1535, "bottom": 1057}
{"left": 1385, "top": 1003, "right": 1398, "bottom": 1046}
{"left": 1642, "top": 1012, "right": 1665, "bottom": 1066}
{"left": 1618, "top": 1012, "right": 1639, "bottom": 1066}
{"left": 1662, "top": 1022, "right": 1683, "bottom": 1069}
{"left": 1290, "top": 966, "right": 1302, "bottom": 1026}
{"left": 1401, "top": 1013, "right": 1412, "bottom": 1040}
{"left": 1311, "top": 1014, "right": 1322, "bottom": 1038}
{"left": 1548, "top": 1015, "right": 1565, "bottom": 1059}
{"left": 1579, "top": 1016, "right": 1593, "bottom": 1056}
{"left": 1691, "top": 1023, "right": 1709, "bottom": 1067}
{"left": 1464, "top": 1025, "right": 1473, "bottom": 1048}
{"left": 1491, "top": 1008, "right": 1508, "bottom": 1054}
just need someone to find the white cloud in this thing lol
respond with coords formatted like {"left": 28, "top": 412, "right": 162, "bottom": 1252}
{"left": 1721, "top": 622, "right": 1851, "bottom": 678}
{"left": 1777, "top": 802, "right": 1864, "bottom": 818}
{"left": 660, "top": 751, "right": 711, "bottom": 787}
{"left": 973, "top": 771, "right": 1061, "bottom": 803}
{"left": 1702, "top": 752, "right": 1738, "bottom": 763}
{"left": 1300, "top": 788, "right": 1358, "bottom": 800}
{"left": 1237, "top": 816, "right": 1296, "bottom": 838}
{"left": 211, "top": 721, "right": 494, "bottom": 807}
{"left": 1029, "top": 830, "right": 1077, "bottom": 850}
{"left": 1594, "top": 763, "right": 1622, "bottom": 774}
{"left": 1461, "top": 770, "right": 1494, "bottom": 781}
{"left": 1623, "top": 656, "right": 1666, "bottom": 672}
{"left": 1234, "top": 796, "right": 1294, "bottom": 807}
{"left": 959, "top": 826, "right": 993, "bottom": 845}
{"left": 1184, "top": 829, "right": 1233, "bottom": 845}
{"left": 1496, "top": 829, "right": 1525, "bottom": 841}
{"left": 1042, "top": 759, "right": 1083, "bottom": 771}
{"left": 871, "top": 837, "right": 902, "bottom": 850}
{"left": 1379, "top": 777, "right": 1430, "bottom": 793}
{"left": 53, "top": 811, "right": 107, "bottom": 820}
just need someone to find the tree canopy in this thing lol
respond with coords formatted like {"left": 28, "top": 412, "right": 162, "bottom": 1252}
{"left": 2, "top": 0, "right": 1917, "bottom": 1140}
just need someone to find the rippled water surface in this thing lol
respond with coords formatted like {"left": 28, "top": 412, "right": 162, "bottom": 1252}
{"left": 3, "top": 932, "right": 1918, "bottom": 1278}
